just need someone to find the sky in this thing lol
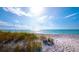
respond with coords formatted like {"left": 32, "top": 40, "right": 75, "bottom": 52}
{"left": 0, "top": 7, "right": 79, "bottom": 30}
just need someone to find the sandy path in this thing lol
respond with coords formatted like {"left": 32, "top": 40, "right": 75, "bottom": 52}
{"left": 42, "top": 38, "right": 79, "bottom": 52}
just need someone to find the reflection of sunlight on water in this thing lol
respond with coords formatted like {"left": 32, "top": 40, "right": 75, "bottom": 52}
{"left": 31, "top": 30, "right": 43, "bottom": 34}
{"left": 32, "top": 30, "right": 42, "bottom": 34}
{"left": 30, "top": 28, "right": 43, "bottom": 34}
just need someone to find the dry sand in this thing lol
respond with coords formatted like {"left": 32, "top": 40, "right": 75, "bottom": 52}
{"left": 42, "top": 34, "right": 79, "bottom": 52}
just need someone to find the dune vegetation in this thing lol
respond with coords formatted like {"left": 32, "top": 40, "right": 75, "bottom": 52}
{"left": 0, "top": 30, "right": 42, "bottom": 52}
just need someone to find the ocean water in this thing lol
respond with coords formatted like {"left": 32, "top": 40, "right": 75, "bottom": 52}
{"left": 2, "top": 29, "right": 79, "bottom": 34}
{"left": 39, "top": 30, "right": 79, "bottom": 34}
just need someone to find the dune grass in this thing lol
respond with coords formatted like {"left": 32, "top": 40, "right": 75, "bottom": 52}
{"left": 0, "top": 30, "right": 42, "bottom": 52}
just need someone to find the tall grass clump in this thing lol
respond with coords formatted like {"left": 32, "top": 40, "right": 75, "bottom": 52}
{"left": 24, "top": 33, "right": 42, "bottom": 52}
{"left": 0, "top": 30, "right": 42, "bottom": 52}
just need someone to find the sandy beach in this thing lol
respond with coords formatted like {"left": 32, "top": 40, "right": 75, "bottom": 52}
{"left": 42, "top": 34, "right": 79, "bottom": 52}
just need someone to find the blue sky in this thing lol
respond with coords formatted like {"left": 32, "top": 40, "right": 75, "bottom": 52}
{"left": 0, "top": 7, "right": 79, "bottom": 30}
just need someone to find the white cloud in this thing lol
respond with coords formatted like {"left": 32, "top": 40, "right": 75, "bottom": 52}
{"left": 0, "top": 19, "right": 58, "bottom": 30}
{"left": 36, "top": 15, "right": 53, "bottom": 24}
{"left": 2, "top": 7, "right": 55, "bottom": 30}
{"left": 37, "top": 16, "right": 47, "bottom": 23}
{"left": 0, "top": 20, "right": 30, "bottom": 30}
{"left": 3, "top": 7, "right": 32, "bottom": 17}
{"left": 64, "top": 13, "right": 78, "bottom": 18}
{"left": 28, "top": 15, "right": 54, "bottom": 30}
{"left": 0, "top": 20, "right": 7, "bottom": 25}
{"left": 0, "top": 20, "right": 13, "bottom": 26}
{"left": 0, "top": 20, "right": 20, "bottom": 27}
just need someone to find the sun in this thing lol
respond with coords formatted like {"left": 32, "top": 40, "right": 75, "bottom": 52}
{"left": 28, "top": 7, "right": 45, "bottom": 31}
{"left": 30, "top": 7, "right": 44, "bottom": 16}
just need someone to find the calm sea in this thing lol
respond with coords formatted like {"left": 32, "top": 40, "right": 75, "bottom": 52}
{"left": 2, "top": 29, "right": 79, "bottom": 34}
{"left": 39, "top": 30, "right": 79, "bottom": 34}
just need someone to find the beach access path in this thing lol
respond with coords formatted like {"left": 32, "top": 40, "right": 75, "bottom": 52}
{"left": 42, "top": 37, "right": 79, "bottom": 52}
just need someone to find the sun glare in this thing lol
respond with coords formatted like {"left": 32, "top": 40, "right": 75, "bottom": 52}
{"left": 28, "top": 7, "right": 45, "bottom": 31}
{"left": 30, "top": 7, "right": 44, "bottom": 16}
